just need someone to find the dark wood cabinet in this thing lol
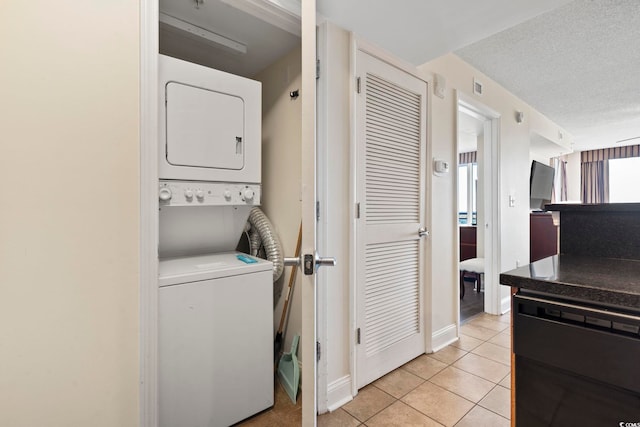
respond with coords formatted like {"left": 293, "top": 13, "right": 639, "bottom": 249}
{"left": 505, "top": 204, "right": 640, "bottom": 427}
{"left": 530, "top": 212, "right": 558, "bottom": 263}
{"left": 460, "top": 226, "right": 477, "bottom": 261}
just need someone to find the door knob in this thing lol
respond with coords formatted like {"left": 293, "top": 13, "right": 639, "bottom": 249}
{"left": 284, "top": 253, "right": 336, "bottom": 275}
{"left": 418, "top": 227, "right": 429, "bottom": 237}
{"left": 315, "top": 253, "right": 337, "bottom": 268}
{"left": 308, "top": 253, "right": 336, "bottom": 275}
{"left": 283, "top": 257, "right": 301, "bottom": 267}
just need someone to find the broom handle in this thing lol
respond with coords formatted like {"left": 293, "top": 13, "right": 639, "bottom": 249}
{"left": 277, "top": 222, "right": 302, "bottom": 335}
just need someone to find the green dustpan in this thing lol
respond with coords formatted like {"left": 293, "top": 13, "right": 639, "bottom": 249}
{"left": 277, "top": 334, "right": 300, "bottom": 404}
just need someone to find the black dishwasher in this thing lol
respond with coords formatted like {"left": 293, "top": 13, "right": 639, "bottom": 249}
{"left": 513, "top": 292, "right": 640, "bottom": 427}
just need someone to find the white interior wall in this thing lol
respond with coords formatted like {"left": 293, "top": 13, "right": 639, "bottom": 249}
{"left": 254, "top": 46, "right": 303, "bottom": 361}
{"left": 0, "top": 2, "right": 140, "bottom": 426}
{"left": 476, "top": 133, "right": 485, "bottom": 258}
{"left": 419, "top": 53, "right": 573, "bottom": 317}
{"left": 565, "top": 151, "right": 582, "bottom": 202}
{"left": 429, "top": 76, "right": 460, "bottom": 335}
{"left": 530, "top": 151, "right": 554, "bottom": 165}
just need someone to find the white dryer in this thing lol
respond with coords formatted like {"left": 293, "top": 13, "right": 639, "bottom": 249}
{"left": 158, "top": 252, "right": 273, "bottom": 427}
{"left": 158, "top": 54, "right": 261, "bottom": 184}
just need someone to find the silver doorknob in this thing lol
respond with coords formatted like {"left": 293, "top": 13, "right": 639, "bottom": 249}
{"left": 418, "top": 227, "right": 429, "bottom": 237}
{"left": 283, "top": 257, "right": 301, "bottom": 267}
{"left": 284, "top": 254, "right": 336, "bottom": 268}
{"left": 315, "top": 253, "right": 337, "bottom": 268}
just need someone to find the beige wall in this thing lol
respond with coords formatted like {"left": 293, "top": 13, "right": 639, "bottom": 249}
{"left": 420, "top": 53, "right": 573, "bottom": 325}
{"left": 254, "top": 46, "right": 303, "bottom": 361}
{"left": 0, "top": 1, "right": 140, "bottom": 426}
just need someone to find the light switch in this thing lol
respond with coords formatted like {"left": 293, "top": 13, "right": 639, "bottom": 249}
{"left": 509, "top": 195, "right": 515, "bottom": 207}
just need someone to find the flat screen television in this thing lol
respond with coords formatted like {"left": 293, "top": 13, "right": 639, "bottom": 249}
{"left": 530, "top": 160, "right": 555, "bottom": 210}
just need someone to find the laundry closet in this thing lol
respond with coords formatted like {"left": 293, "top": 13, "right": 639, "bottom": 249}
{"left": 155, "top": 1, "right": 302, "bottom": 426}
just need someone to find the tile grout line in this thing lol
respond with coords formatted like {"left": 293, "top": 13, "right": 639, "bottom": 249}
{"left": 327, "top": 314, "right": 512, "bottom": 426}
{"left": 475, "top": 384, "right": 511, "bottom": 420}
{"left": 452, "top": 350, "right": 511, "bottom": 368}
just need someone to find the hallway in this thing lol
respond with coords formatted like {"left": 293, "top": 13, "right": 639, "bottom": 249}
{"left": 240, "top": 313, "right": 511, "bottom": 426}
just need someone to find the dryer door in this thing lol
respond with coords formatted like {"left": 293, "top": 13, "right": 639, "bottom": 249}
{"left": 165, "top": 82, "right": 244, "bottom": 170}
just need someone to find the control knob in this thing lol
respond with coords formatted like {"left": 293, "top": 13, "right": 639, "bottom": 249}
{"left": 224, "top": 190, "right": 232, "bottom": 201}
{"left": 243, "top": 188, "right": 255, "bottom": 201}
{"left": 184, "top": 189, "right": 194, "bottom": 200}
{"left": 159, "top": 187, "right": 172, "bottom": 202}
{"left": 195, "top": 189, "right": 205, "bottom": 201}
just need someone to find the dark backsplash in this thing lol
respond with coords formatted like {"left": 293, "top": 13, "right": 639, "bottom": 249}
{"left": 545, "top": 203, "right": 640, "bottom": 261}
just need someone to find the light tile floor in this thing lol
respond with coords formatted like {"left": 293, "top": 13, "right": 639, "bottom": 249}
{"left": 319, "top": 313, "right": 511, "bottom": 427}
{"left": 240, "top": 312, "right": 511, "bottom": 427}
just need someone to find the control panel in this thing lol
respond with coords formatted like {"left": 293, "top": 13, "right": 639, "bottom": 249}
{"left": 158, "top": 181, "right": 261, "bottom": 207}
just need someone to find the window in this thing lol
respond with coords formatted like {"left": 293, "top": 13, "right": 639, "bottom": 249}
{"left": 580, "top": 145, "right": 640, "bottom": 204}
{"left": 609, "top": 157, "right": 640, "bottom": 202}
{"left": 458, "top": 163, "right": 477, "bottom": 224}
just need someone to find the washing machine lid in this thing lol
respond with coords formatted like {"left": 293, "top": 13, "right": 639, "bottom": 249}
{"left": 159, "top": 252, "right": 272, "bottom": 287}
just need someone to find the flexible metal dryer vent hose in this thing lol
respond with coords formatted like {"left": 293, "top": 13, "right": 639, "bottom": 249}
{"left": 247, "top": 207, "right": 284, "bottom": 283}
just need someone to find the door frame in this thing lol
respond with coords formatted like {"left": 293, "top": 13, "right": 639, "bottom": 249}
{"left": 139, "top": 1, "right": 316, "bottom": 425}
{"left": 455, "top": 92, "right": 502, "bottom": 318}
{"left": 300, "top": 0, "right": 318, "bottom": 425}
{"left": 140, "top": 0, "right": 159, "bottom": 425}
{"left": 315, "top": 20, "right": 329, "bottom": 416}
{"left": 349, "top": 36, "right": 433, "bottom": 395}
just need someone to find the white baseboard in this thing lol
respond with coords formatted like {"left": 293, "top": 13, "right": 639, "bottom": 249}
{"left": 431, "top": 323, "right": 458, "bottom": 352}
{"left": 326, "top": 375, "right": 353, "bottom": 412}
{"left": 500, "top": 296, "right": 511, "bottom": 314}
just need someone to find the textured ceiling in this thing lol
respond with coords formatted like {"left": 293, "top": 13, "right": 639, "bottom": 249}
{"left": 317, "top": 0, "right": 572, "bottom": 64}
{"left": 455, "top": 0, "right": 640, "bottom": 151}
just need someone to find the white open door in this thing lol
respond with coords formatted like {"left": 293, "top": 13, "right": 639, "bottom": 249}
{"left": 300, "top": 1, "right": 316, "bottom": 422}
{"left": 354, "top": 49, "right": 428, "bottom": 388}
{"left": 301, "top": 1, "right": 336, "bottom": 425}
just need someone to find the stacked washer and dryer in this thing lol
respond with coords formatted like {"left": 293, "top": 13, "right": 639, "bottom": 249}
{"left": 157, "top": 55, "right": 273, "bottom": 427}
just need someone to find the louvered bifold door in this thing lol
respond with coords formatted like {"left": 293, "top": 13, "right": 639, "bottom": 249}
{"left": 355, "top": 50, "right": 427, "bottom": 389}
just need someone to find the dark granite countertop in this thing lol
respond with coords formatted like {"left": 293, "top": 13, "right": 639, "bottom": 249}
{"left": 545, "top": 202, "right": 640, "bottom": 212}
{"left": 500, "top": 254, "right": 640, "bottom": 310}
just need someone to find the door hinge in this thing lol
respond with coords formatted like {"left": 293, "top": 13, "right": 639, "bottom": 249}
{"left": 356, "top": 327, "right": 361, "bottom": 344}
{"left": 317, "top": 341, "right": 321, "bottom": 361}
{"left": 316, "top": 59, "right": 320, "bottom": 80}
{"left": 316, "top": 200, "right": 320, "bottom": 220}
{"left": 356, "top": 76, "right": 361, "bottom": 93}
{"left": 355, "top": 202, "right": 361, "bottom": 218}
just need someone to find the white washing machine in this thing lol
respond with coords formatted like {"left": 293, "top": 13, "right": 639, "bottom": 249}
{"left": 158, "top": 252, "right": 273, "bottom": 427}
